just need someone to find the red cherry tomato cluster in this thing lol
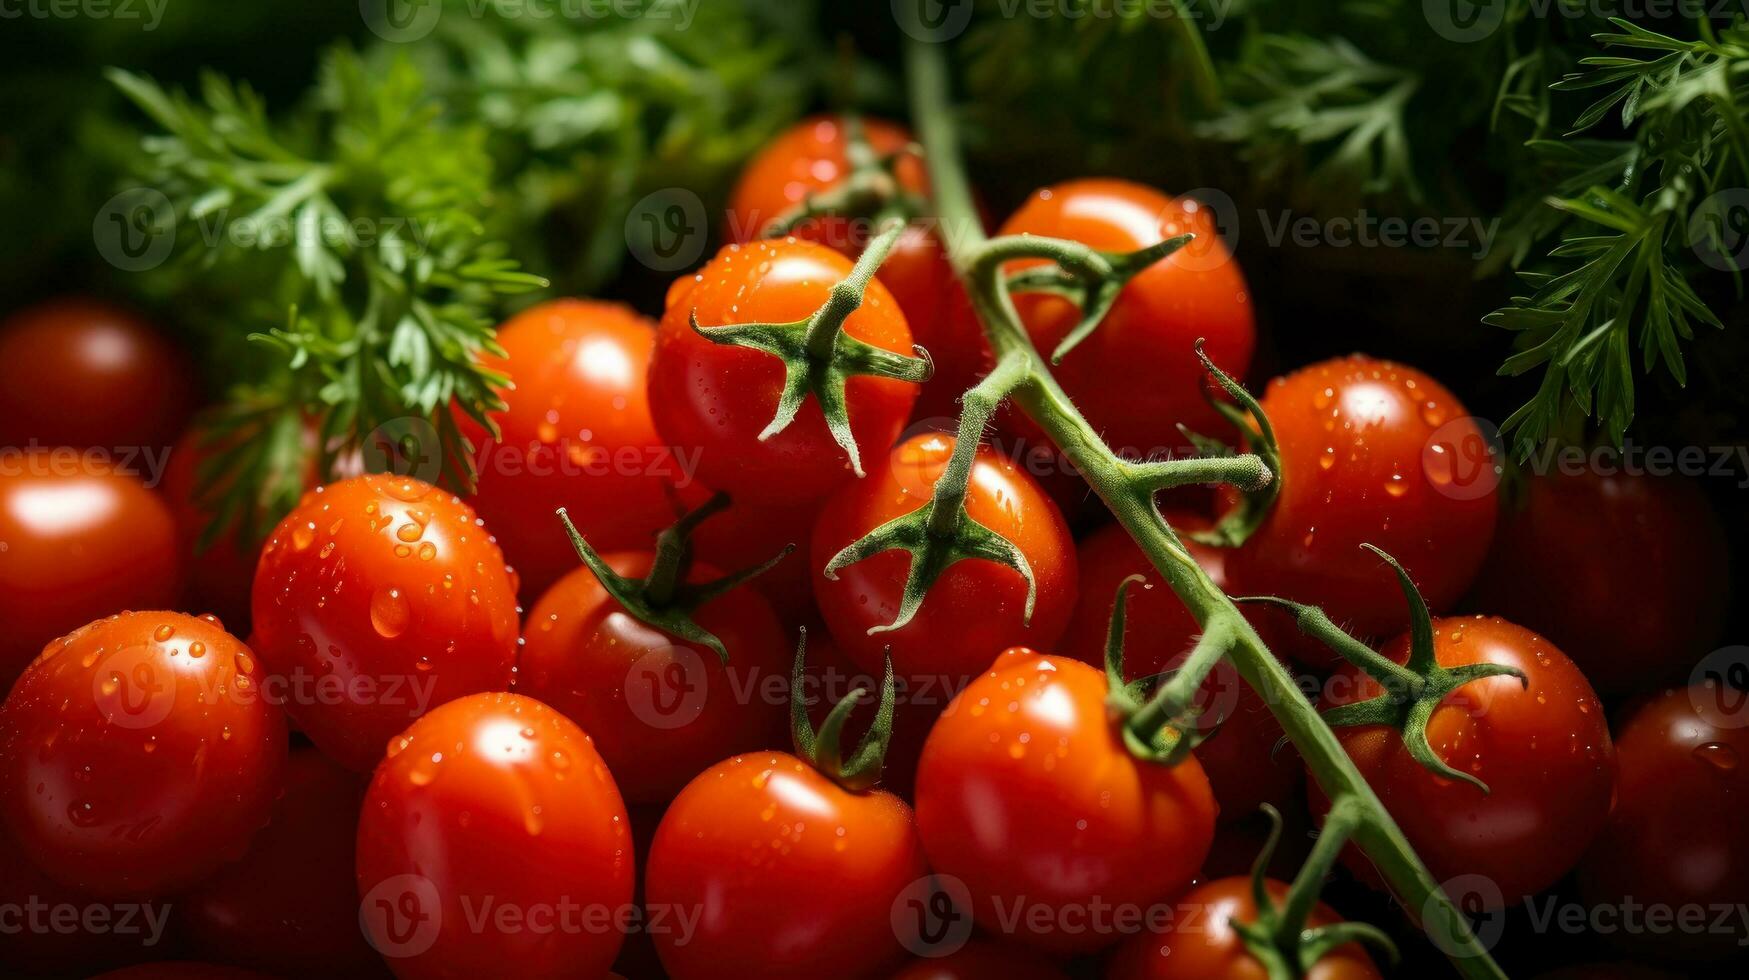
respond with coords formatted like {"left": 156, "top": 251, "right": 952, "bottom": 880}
{"left": 0, "top": 115, "right": 1742, "bottom": 980}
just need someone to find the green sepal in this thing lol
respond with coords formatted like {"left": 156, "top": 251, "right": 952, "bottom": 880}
{"left": 790, "top": 629, "right": 897, "bottom": 793}
{"left": 1099, "top": 574, "right": 1203, "bottom": 766}
{"left": 1188, "top": 341, "right": 1284, "bottom": 549}
{"left": 1003, "top": 233, "right": 1195, "bottom": 364}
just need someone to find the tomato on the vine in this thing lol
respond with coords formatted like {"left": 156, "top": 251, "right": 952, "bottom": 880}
{"left": 1105, "top": 877, "right": 1381, "bottom": 979}
{"left": 355, "top": 692, "right": 633, "bottom": 980}
{"left": 1226, "top": 355, "right": 1498, "bottom": 646}
{"left": 914, "top": 648, "right": 1217, "bottom": 953}
{"left": 811, "top": 433, "right": 1077, "bottom": 685}
{"left": 468, "top": 299, "right": 689, "bottom": 599}
{"left": 648, "top": 237, "right": 920, "bottom": 506}
{"left": 1317, "top": 615, "right": 1614, "bottom": 906}
{"left": 0, "top": 451, "right": 182, "bottom": 684}
{"left": 251, "top": 475, "right": 519, "bottom": 772}
{"left": 0, "top": 611, "right": 287, "bottom": 897}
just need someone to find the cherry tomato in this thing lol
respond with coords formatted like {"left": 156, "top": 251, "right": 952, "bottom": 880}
{"left": 251, "top": 475, "right": 519, "bottom": 772}
{"left": 1469, "top": 471, "right": 1728, "bottom": 695}
{"left": 517, "top": 552, "right": 789, "bottom": 804}
{"left": 1577, "top": 684, "right": 1749, "bottom": 961}
{"left": 914, "top": 649, "right": 1217, "bottom": 953}
{"left": 687, "top": 495, "right": 818, "bottom": 627}
{"left": 0, "top": 451, "right": 181, "bottom": 684}
{"left": 997, "top": 179, "right": 1255, "bottom": 455}
{"left": 811, "top": 433, "right": 1078, "bottom": 686}
{"left": 355, "top": 692, "right": 633, "bottom": 980}
{"left": 182, "top": 747, "right": 378, "bottom": 975}
{"left": 889, "top": 938, "right": 1069, "bottom": 979}
{"left": 468, "top": 300, "right": 689, "bottom": 599}
{"left": 1317, "top": 616, "right": 1614, "bottom": 907}
{"left": 0, "top": 611, "right": 287, "bottom": 897}
{"left": 644, "top": 750, "right": 929, "bottom": 979}
{"left": 1104, "top": 877, "right": 1380, "bottom": 979}
{"left": 0, "top": 298, "right": 195, "bottom": 453}
{"left": 1225, "top": 356, "right": 1498, "bottom": 643}
{"left": 1061, "top": 520, "right": 1298, "bottom": 821}
{"left": 648, "top": 238, "right": 919, "bottom": 507}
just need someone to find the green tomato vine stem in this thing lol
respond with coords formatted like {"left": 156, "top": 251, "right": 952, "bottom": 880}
{"left": 903, "top": 35, "right": 1507, "bottom": 980}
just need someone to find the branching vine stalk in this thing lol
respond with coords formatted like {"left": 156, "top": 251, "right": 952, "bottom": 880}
{"left": 903, "top": 34, "right": 1508, "bottom": 980}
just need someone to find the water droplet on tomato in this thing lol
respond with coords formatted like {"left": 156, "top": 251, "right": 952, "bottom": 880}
{"left": 371, "top": 588, "right": 412, "bottom": 639}
{"left": 1694, "top": 742, "right": 1739, "bottom": 770}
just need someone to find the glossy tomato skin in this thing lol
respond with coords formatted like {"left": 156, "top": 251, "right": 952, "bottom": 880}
{"left": 0, "top": 612, "right": 287, "bottom": 897}
{"left": 1318, "top": 616, "right": 1614, "bottom": 907}
{"left": 1470, "top": 472, "right": 1728, "bottom": 695}
{"left": 517, "top": 552, "right": 790, "bottom": 804}
{"left": 811, "top": 433, "right": 1077, "bottom": 685}
{"left": 1577, "top": 685, "right": 1749, "bottom": 961}
{"left": 649, "top": 238, "right": 919, "bottom": 506}
{"left": 0, "top": 298, "right": 195, "bottom": 453}
{"left": 889, "top": 938, "right": 1070, "bottom": 980}
{"left": 1104, "top": 878, "right": 1380, "bottom": 980}
{"left": 998, "top": 179, "right": 1255, "bottom": 455}
{"left": 1226, "top": 356, "right": 1498, "bottom": 644}
{"left": 0, "top": 452, "right": 181, "bottom": 683}
{"left": 182, "top": 747, "right": 378, "bottom": 976}
{"left": 686, "top": 494, "right": 817, "bottom": 627}
{"left": 468, "top": 300, "right": 689, "bottom": 600}
{"left": 914, "top": 649, "right": 1217, "bottom": 953}
{"left": 645, "top": 751, "right": 929, "bottom": 979}
{"left": 1062, "top": 520, "right": 1298, "bottom": 821}
{"left": 355, "top": 693, "right": 633, "bottom": 980}
{"left": 251, "top": 475, "right": 520, "bottom": 772}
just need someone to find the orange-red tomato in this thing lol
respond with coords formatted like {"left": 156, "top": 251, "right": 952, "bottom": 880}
{"left": 914, "top": 649, "right": 1217, "bottom": 953}
{"left": 0, "top": 452, "right": 181, "bottom": 684}
{"left": 250, "top": 475, "right": 519, "bottom": 772}
{"left": 1104, "top": 878, "right": 1380, "bottom": 979}
{"left": 645, "top": 751, "right": 930, "bottom": 979}
{"left": 0, "top": 612, "right": 286, "bottom": 897}
{"left": 469, "top": 300, "right": 689, "bottom": 599}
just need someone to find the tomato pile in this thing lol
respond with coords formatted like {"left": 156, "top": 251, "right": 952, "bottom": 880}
{"left": 1, "top": 114, "right": 1744, "bottom": 980}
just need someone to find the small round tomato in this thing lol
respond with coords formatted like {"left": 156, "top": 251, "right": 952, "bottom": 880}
{"left": 0, "top": 611, "right": 287, "bottom": 897}
{"left": 1105, "top": 877, "right": 1380, "bottom": 979}
{"left": 251, "top": 475, "right": 519, "bottom": 772}
{"left": 1577, "top": 685, "right": 1749, "bottom": 961}
{"left": 914, "top": 649, "right": 1217, "bottom": 953}
{"left": 1470, "top": 471, "right": 1728, "bottom": 695}
{"left": 183, "top": 747, "right": 377, "bottom": 975}
{"left": 811, "top": 434, "right": 1077, "bottom": 685}
{"left": 469, "top": 300, "right": 688, "bottom": 599}
{"left": 1317, "top": 616, "right": 1614, "bottom": 907}
{"left": 1226, "top": 356, "right": 1498, "bottom": 643}
{"left": 649, "top": 238, "right": 920, "bottom": 506}
{"left": 889, "top": 938, "right": 1069, "bottom": 980}
{"left": 645, "top": 751, "right": 929, "bottom": 979}
{"left": 0, "top": 451, "right": 181, "bottom": 684}
{"left": 997, "top": 179, "right": 1255, "bottom": 455}
{"left": 1061, "top": 520, "right": 1298, "bottom": 821}
{"left": 0, "top": 297, "right": 195, "bottom": 453}
{"left": 517, "top": 552, "right": 789, "bottom": 804}
{"left": 687, "top": 495, "right": 817, "bottom": 627}
{"left": 355, "top": 692, "right": 633, "bottom": 980}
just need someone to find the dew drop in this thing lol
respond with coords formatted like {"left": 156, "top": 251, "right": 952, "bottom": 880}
{"left": 371, "top": 588, "right": 412, "bottom": 639}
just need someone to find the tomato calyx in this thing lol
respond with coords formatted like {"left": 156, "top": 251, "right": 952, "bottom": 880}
{"left": 1182, "top": 343, "right": 1284, "bottom": 549}
{"left": 789, "top": 628, "right": 896, "bottom": 792}
{"left": 988, "top": 229, "right": 1196, "bottom": 364}
{"left": 1100, "top": 575, "right": 1223, "bottom": 765}
{"left": 556, "top": 492, "right": 793, "bottom": 662}
{"left": 690, "top": 217, "right": 935, "bottom": 477}
{"left": 758, "top": 116, "right": 929, "bottom": 239}
{"left": 1237, "top": 546, "right": 1528, "bottom": 794}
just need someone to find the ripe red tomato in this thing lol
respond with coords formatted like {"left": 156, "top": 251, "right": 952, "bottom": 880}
{"left": 811, "top": 433, "right": 1078, "bottom": 685}
{"left": 889, "top": 938, "right": 1069, "bottom": 979}
{"left": 0, "top": 298, "right": 195, "bottom": 453}
{"left": 914, "top": 649, "right": 1217, "bottom": 953}
{"left": 0, "top": 611, "right": 287, "bottom": 897}
{"left": 355, "top": 692, "right": 633, "bottom": 980}
{"left": 648, "top": 238, "right": 920, "bottom": 506}
{"left": 686, "top": 494, "right": 817, "bottom": 627}
{"left": 1577, "top": 685, "right": 1749, "bottom": 961}
{"left": 517, "top": 552, "right": 789, "bottom": 804}
{"left": 1317, "top": 615, "right": 1614, "bottom": 907}
{"left": 1104, "top": 877, "right": 1380, "bottom": 979}
{"left": 182, "top": 747, "right": 378, "bottom": 975}
{"left": 1225, "top": 355, "right": 1498, "bottom": 643}
{"left": 251, "top": 475, "right": 519, "bottom": 772}
{"left": 468, "top": 299, "right": 690, "bottom": 599}
{"left": 0, "top": 451, "right": 182, "bottom": 684}
{"left": 1470, "top": 471, "right": 1728, "bottom": 695}
{"left": 644, "top": 750, "right": 929, "bottom": 979}
{"left": 1061, "top": 520, "right": 1298, "bottom": 821}
{"left": 996, "top": 179, "right": 1255, "bottom": 455}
